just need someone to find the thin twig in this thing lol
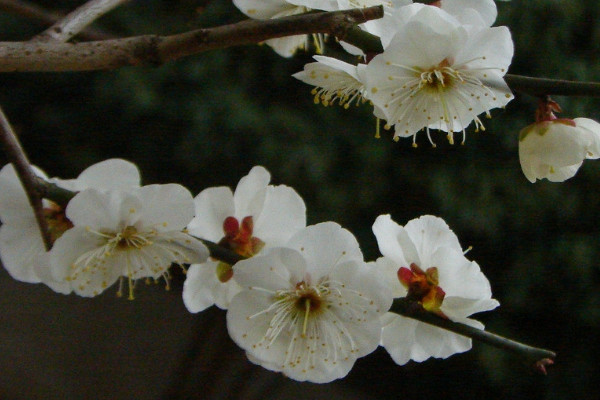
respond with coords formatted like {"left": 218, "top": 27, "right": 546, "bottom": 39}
{"left": 391, "top": 298, "right": 556, "bottom": 371}
{"left": 32, "top": 0, "right": 130, "bottom": 43}
{"left": 504, "top": 74, "right": 600, "bottom": 97}
{"left": 0, "top": 6, "right": 384, "bottom": 72}
{"left": 0, "top": 105, "right": 52, "bottom": 250}
{"left": 0, "top": 0, "right": 114, "bottom": 41}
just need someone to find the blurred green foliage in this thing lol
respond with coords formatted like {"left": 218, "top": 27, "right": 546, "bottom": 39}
{"left": 1, "top": 0, "right": 600, "bottom": 399}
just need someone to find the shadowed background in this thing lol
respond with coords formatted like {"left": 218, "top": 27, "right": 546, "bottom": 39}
{"left": 1, "top": 0, "right": 599, "bottom": 399}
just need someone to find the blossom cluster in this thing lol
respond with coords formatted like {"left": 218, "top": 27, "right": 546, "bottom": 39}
{"left": 283, "top": 0, "right": 515, "bottom": 145}
{"left": 0, "top": 161, "right": 499, "bottom": 383}
{"left": 236, "top": 0, "right": 600, "bottom": 183}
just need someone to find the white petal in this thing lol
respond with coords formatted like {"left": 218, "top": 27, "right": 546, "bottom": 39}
{"left": 574, "top": 118, "right": 600, "bottom": 159}
{"left": 265, "top": 36, "right": 307, "bottom": 58}
{"left": 135, "top": 184, "right": 195, "bottom": 231}
{"left": 227, "top": 289, "right": 288, "bottom": 366}
{"left": 456, "top": 26, "right": 513, "bottom": 73}
{"left": 54, "top": 158, "right": 140, "bottom": 191}
{"left": 183, "top": 261, "right": 242, "bottom": 312}
{"left": 253, "top": 185, "right": 306, "bottom": 246}
{"left": 414, "top": 320, "right": 472, "bottom": 359}
{"left": 129, "top": 232, "right": 208, "bottom": 279}
{"left": 380, "top": 313, "right": 424, "bottom": 364}
{"left": 374, "top": 257, "right": 407, "bottom": 298}
{"left": 233, "top": 247, "right": 306, "bottom": 291}
{"left": 546, "top": 163, "right": 583, "bottom": 182}
{"left": 372, "top": 214, "right": 419, "bottom": 267}
{"left": 50, "top": 227, "right": 122, "bottom": 296}
{"left": 404, "top": 215, "right": 462, "bottom": 266}
{"left": 66, "top": 189, "right": 141, "bottom": 230}
{"left": 233, "top": 0, "right": 298, "bottom": 19}
{"left": 186, "top": 186, "right": 234, "bottom": 240}
{"left": 234, "top": 166, "right": 271, "bottom": 218}
{"left": 442, "top": 296, "right": 499, "bottom": 320}
{"left": 286, "top": 222, "right": 363, "bottom": 280}
{"left": 441, "top": 0, "right": 497, "bottom": 27}
{"left": 0, "top": 222, "right": 45, "bottom": 283}
{"left": 429, "top": 247, "right": 493, "bottom": 299}
{"left": 0, "top": 164, "right": 44, "bottom": 223}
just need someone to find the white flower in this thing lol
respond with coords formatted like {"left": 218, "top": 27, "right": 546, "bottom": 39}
{"left": 232, "top": 0, "right": 319, "bottom": 57}
{"left": 227, "top": 222, "right": 392, "bottom": 383}
{"left": 50, "top": 184, "right": 208, "bottom": 298}
{"left": 293, "top": 55, "right": 369, "bottom": 108}
{"left": 365, "top": 5, "right": 513, "bottom": 145}
{"left": 0, "top": 159, "right": 140, "bottom": 293}
{"left": 183, "top": 166, "right": 306, "bottom": 313}
{"left": 372, "top": 214, "right": 499, "bottom": 365}
{"left": 519, "top": 118, "right": 600, "bottom": 183}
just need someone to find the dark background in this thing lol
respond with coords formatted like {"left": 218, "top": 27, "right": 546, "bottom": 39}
{"left": 1, "top": 0, "right": 599, "bottom": 399}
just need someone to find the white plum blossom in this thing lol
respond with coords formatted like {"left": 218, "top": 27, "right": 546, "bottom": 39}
{"left": 183, "top": 166, "right": 306, "bottom": 313}
{"left": 372, "top": 214, "right": 499, "bottom": 365}
{"left": 519, "top": 118, "right": 600, "bottom": 183}
{"left": 232, "top": 0, "right": 318, "bottom": 57}
{"left": 365, "top": 5, "right": 514, "bottom": 145}
{"left": 293, "top": 55, "right": 369, "bottom": 108}
{"left": 0, "top": 159, "right": 140, "bottom": 293}
{"left": 50, "top": 184, "right": 208, "bottom": 299}
{"left": 227, "top": 222, "right": 392, "bottom": 383}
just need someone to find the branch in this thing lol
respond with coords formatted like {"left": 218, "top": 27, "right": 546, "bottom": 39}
{"left": 0, "top": 6, "right": 383, "bottom": 72}
{"left": 391, "top": 298, "right": 556, "bottom": 373}
{"left": 504, "top": 74, "right": 600, "bottom": 97}
{"left": 0, "top": 0, "right": 114, "bottom": 41}
{"left": 32, "top": 0, "right": 130, "bottom": 43}
{"left": 0, "top": 105, "right": 52, "bottom": 250}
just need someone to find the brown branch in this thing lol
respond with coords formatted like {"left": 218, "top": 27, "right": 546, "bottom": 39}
{"left": 391, "top": 298, "right": 556, "bottom": 373}
{"left": 0, "top": 6, "right": 384, "bottom": 72}
{"left": 0, "top": 0, "right": 114, "bottom": 41}
{"left": 32, "top": 0, "right": 130, "bottom": 43}
{"left": 0, "top": 105, "right": 52, "bottom": 250}
{"left": 504, "top": 74, "right": 600, "bottom": 97}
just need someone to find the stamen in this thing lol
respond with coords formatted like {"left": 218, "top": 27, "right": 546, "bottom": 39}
{"left": 302, "top": 298, "right": 310, "bottom": 338}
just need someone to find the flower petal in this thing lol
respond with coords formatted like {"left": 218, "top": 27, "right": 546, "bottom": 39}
{"left": 234, "top": 166, "right": 271, "bottom": 218}
{"left": 187, "top": 186, "right": 234, "bottom": 240}
{"left": 183, "top": 261, "right": 242, "bottom": 312}
{"left": 286, "top": 222, "right": 363, "bottom": 280}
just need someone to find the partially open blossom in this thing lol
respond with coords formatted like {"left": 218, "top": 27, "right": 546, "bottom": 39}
{"left": 0, "top": 159, "right": 140, "bottom": 293}
{"left": 519, "top": 118, "right": 600, "bottom": 183}
{"left": 227, "top": 222, "right": 392, "bottom": 382}
{"left": 365, "top": 5, "right": 513, "bottom": 145}
{"left": 50, "top": 184, "right": 208, "bottom": 298}
{"left": 183, "top": 166, "right": 306, "bottom": 313}
{"left": 373, "top": 214, "right": 499, "bottom": 365}
{"left": 293, "top": 55, "right": 369, "bottom": 108}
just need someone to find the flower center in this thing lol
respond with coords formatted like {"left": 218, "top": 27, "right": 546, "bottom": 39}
{"left": 398, "top": 263, "right": 446, "bottom": 317}
{"left": 114, "top": 225, "right": 152, "bottom": 250}
{"left": 43, "top": 201, "right": 73, "bottom": 243}
{"left": 215, "top": 216, "right": 265, "bottom": 282}
{"left": 418, "top": 59, "right": 459, "bottom": 92}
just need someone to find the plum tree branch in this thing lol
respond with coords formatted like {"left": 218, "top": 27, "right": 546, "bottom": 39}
{"left": 390, "top": 298, "right": 556, "bottom": 373}
{"left": 0, "top": 105, "right": 52, "bottom": 250}
{"left": 32, "top": 0, "right": 130, "bottom": 43}
{"left": 25, "top": 175, "right": 555, "bottom": 372}
{"left": 0, "top": 6, "right": 384, "bottom": 72}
